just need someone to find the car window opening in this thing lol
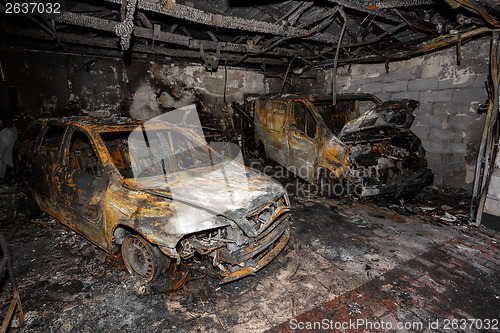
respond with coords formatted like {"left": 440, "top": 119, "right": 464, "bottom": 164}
{"left": 293, "top": 102, "right": 316, "bottom": 139}
{"left": 39, "top": 125, "right": 65, "bottom": 160}
{"left": 69, "top": 131, "right": 100, "bottom": 176}
{"left": 100, "top": 130, "right": 220, "bottom": 179}
{"left": 313, "top": 101, "right": 358, "bottom": 135}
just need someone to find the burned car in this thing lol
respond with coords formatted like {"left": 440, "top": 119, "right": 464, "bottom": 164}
{"left": 16, "top": 108, "right": 290, "bottom": 284}
{"left": 250, "top": 93, "right": 433, "bottom": 198}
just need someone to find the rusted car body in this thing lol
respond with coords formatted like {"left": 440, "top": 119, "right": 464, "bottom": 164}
{"left": 16, "top": 116, "right": 290, "bottom": 284}
{"left": 251, "top": 93, "right": 433, "bottom": 197}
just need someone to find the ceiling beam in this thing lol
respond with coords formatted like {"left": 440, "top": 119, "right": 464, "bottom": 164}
{"left": 52, "top": 11, "right": 190, "bottom": 46}
{"left": 318, "top": 26, "right": 495, "bottom": 65}
{"left": 103, "top": 0, "right": 340, "bottom": 44}
{"left": 49, "top": 11, "right": 309, "bottom": 58}
{"left": 287, "top": 2, "right": 314, "bottom": 26}
{"left": 0, "top": 26, "right": 288, "bottom": 66}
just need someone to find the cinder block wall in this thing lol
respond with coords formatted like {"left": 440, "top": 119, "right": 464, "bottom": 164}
{"left": 328, "top": 38, "right": 490, "bottom": 191}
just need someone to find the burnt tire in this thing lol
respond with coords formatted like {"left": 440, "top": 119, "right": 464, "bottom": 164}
{"left": 122, "top": 235, "right": 170, "bottom": 283}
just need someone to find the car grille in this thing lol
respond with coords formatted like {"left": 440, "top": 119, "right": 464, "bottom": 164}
{"left": 246, "top": 193, "right": 290, "bottom": 237}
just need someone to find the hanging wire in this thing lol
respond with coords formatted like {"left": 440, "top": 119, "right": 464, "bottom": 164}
{"left": 280, "top": 57, "right": 295, "bottom": 94}
{"left": 332, "top": 8, "right": 347, "bottom": 106}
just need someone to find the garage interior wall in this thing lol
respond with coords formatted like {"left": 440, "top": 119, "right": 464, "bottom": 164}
{"left": 0, "top": 37, "right": 492, "bottom": 192}
{"left": 0, "top": 47, "right": 270, "bottom": 127}
{"left": 330, "top": 38, "right": 490, "bottom": 191}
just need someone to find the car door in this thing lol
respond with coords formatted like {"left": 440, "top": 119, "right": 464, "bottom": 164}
{"left": 27, "top": 124, "right": 67, "bottom": 219}
{"left": 263, "top": 100, "right": 288, "bottom": 166}
{"left": 288, "top": 100, "right": 319, "bottom": 182}
{"left": 254, "top": 99, "right": 289, "bottom": 165}
{"left": 52, "top": 127, "right": 109, "bottom": 247}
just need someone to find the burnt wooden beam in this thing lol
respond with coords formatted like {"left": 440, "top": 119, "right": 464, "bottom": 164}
{"left": 168, "top": 23, "right": 178, "bottom": 33}
{"left": 278, "top": 1, "right": 306, "bottom": 23}
{"left": 327, "top": 0, "right": 436, "bottom": 23}
{"left": 102, "top": 0, "right": 340, "bottom": 44}
{"left": 287, "top": 2, "right": 314, "bottom": 25}
{"left": 326, "top": 26, "right": 495, "bottom": 64}
{"left": 0, "top": 26, "right": 287, "bottom": 65}
{"left": 48, "top": 11, "right": 308, "bottom": 58}
{"left": 207, "top": 31, "right": 217, "bottom": 41}
{"left": 296, "top": 7, "right": 335, "bottom": 29}
{"left": 52, "top": 11, "right": 191, "bottom": 46}
{"left": 255, "top": 4, "right": 284, "bottom": 21}
{"left": 180, "top": 26, "right": 192, "bottom": 38}
{"left": 345, "top": 22, "right": 406, "bottom": 47}
{"left": 137, "top": 12, "right": 152, "bottom": 29}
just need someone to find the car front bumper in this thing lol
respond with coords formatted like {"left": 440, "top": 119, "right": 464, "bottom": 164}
{"left": 219, "top": 223, "right": 290, "bottom": 284}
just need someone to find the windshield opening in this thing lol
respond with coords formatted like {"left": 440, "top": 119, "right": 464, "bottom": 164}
{"left": 313, "top": 101, "right": 358, "bottom": 134}
{"left": 100, "top": 129, "right": 222, "bottom": 179}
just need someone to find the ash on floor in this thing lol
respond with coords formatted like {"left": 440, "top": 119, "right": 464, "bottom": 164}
{"left": 1, "top": 175, "right": 499, "bottom": 333}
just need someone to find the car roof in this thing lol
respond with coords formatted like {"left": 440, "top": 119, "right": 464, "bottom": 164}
{"left": 34, "top": 117, "right": 206, "bottom": 142}
{"left": 37, "top": 116, "right": 197, "bottom": 134}
{"left": 247, "top": 93, "right": 381, "bottom": 104}
{"left": 38, "top": 116, "right": 142, "bottom": 131}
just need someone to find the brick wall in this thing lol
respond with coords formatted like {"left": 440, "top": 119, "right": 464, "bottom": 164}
{"left": 329, "top": 38, "right": 490, "bottom": 191}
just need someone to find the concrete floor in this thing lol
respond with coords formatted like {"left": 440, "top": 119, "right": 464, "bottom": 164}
{"left": 1, "top": 175, "right": 499, "bottom": 332}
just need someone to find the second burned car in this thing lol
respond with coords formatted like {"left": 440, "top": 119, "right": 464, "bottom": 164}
{"left": 250, "top": 93, "right": 433, "bottom": 198}
{"left": 16, "top": 105, "right": 290, "bottom": 284}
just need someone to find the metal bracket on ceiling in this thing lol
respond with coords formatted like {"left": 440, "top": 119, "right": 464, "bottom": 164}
{"left": 200, "top": 43, "right": 220, "bottom": 72}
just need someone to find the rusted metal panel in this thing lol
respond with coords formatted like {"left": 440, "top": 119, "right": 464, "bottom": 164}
{"left": 254, "top": 94, "right": 350, "bottom": 184}
{"left": 16, "top": 116, "right": 291, "bottom": 284}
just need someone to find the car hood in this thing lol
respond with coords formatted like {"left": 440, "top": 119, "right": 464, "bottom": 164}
{"left": 339, "top": 99, "right": 419, "bottom": 139}
{"left": 124, "top": 160, "right": 285, "bottom": 236}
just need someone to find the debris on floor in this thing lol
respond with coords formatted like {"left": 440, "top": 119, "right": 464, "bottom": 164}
{"left": 381, "top": 185, "right": 472, "bottom": 226}
{"left": 1, "top": 172, "right": 499, "bottom": 332}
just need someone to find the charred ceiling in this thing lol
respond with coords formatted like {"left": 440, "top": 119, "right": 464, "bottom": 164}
{"left": 1, "top": 0, "right": 499, "bottom": 71}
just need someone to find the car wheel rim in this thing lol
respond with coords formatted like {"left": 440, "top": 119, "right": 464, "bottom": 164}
{"left": 122, "top": 236, "right": 155, "bottom": 281}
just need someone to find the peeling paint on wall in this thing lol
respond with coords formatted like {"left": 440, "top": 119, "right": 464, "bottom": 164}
{"left": 129, "top": 83, "right": 161, "bottom": 120}
{"left": 152, "top": 64, "right": 265, "bottom": 106}
{"left": 127, "top": 63, "right": 269, "bottom": 119}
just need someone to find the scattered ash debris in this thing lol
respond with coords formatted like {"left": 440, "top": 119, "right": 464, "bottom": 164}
{"left": 377, "top": 185, "right": 471, "bottom": 226}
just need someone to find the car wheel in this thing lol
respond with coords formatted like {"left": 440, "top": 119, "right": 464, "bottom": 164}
{"left": 122, "top": 235, "right": 170, "bottom": 283}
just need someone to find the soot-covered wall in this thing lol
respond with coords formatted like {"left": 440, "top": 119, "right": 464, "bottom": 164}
{"left": 0, "top": 47, "right": 269, "bottom": 128}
